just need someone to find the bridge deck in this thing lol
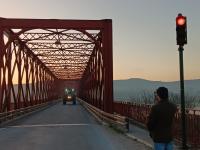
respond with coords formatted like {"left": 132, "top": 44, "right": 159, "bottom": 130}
{"left": 0, "top": 102, "right": 150, "bottom": 150}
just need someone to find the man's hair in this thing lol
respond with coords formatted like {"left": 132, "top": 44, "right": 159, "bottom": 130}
{"left": 156, "top": 87, "right": 168, "bottom": 99}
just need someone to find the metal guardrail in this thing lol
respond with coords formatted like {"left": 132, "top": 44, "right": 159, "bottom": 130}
{"left": 78, "top": 98, "right": 129, "bottom": 132}
{"left": 0, "top": 99, "right": 61, "bottom": 125}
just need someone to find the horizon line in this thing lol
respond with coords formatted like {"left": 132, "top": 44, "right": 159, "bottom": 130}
{"left": 113, "top": 77, "right": 200, "bottom": 82}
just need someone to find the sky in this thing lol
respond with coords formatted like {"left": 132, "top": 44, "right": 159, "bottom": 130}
{"left": 0, "top": 0, "right": 200, "bottom": 81}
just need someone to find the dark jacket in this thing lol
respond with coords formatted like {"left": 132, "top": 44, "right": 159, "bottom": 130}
{"left": 147, "top": 100, "right": 177, "bottom": 143}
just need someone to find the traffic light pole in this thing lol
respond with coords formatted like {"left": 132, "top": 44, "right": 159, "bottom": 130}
{"left": 178, "top": 45, "right": 188, "bottom": 149}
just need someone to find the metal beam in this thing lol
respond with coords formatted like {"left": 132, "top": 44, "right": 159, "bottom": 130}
{"left": 0, "top": 18, "right": 105, "bottom": 29}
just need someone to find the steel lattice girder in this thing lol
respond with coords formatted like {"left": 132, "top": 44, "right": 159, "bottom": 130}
{"left": 0, "top": 30, "right": 57, "bottom": 112}
{"left": 0, "top": 18, "right": 113, "bottom": 113}
{"left": 18, "top": 30, "right": 97, "bottom": 80}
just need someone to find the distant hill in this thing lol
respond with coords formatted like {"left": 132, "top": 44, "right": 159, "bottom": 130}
{"left": 113, "top": 78, "right": 200, "bottom": 101}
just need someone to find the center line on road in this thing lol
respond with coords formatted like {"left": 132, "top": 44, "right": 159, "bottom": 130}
{"left": 7, "top": 123, "right": 91, "bottom": 128}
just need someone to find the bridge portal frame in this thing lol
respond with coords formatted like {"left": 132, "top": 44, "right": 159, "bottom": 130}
{"left": 0, "top": 18, "right": 113, "bottom": 113}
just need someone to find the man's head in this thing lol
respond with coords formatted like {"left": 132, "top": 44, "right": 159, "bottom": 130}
{"left": 156, "top": 87, "right": 168, "bottom": 101}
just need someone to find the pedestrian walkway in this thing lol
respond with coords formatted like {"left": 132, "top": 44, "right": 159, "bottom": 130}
{"left": 126, "top": 122, "right": 180, "bottom": 150}
{"left": 127, "top": 123, "right": 153, "bottom": 148}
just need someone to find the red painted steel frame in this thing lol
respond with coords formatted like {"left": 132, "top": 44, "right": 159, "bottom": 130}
{"left": 79, "top": 20, "right": 113, "bottom": 113}
{"left": 0, "top": 18, "right": 113, "bottom": 113}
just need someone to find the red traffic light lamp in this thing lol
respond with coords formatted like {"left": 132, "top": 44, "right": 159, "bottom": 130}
{"left": 176, "top": 13, "right": 187, "bottom": 46}
{"left": 177, "top": 17, "right": 186, "bottom": 26}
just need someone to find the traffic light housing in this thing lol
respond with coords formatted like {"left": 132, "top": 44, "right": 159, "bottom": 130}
{"left": 176, "top": 13, "right": 187, "bottom": 46}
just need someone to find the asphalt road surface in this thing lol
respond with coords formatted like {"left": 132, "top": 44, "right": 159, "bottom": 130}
{"left": 0, "top": 101, "right": 150, "bottom": 150}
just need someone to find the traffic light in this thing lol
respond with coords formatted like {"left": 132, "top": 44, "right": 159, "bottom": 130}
{"left": 176, "top": 13, "right": 187, "bottom": 46}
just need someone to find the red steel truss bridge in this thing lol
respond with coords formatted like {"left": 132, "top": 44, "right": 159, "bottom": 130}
{"left": 0, "top": 18, "right": 113, "bottom": 113}
{"left": 0, "top": 18, "right": 199, "bottom": 149}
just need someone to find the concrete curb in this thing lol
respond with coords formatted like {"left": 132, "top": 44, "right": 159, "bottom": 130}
{"left": 126, "top": 133, "right": 153, "bottom": 149}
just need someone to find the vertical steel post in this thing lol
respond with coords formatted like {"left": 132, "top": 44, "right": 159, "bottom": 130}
{"left": 102, "top": 19, "right": 113, "bottom": 113}
{"left": 46, "top": 74, "right": 49, "bottom": 100}
{"left": 42, "top": 67, "right": 45, "bottom": 102}
{"left": 31, "top": 59, "right": 35, "bottom": 104}
{"left": 95, "top": 49, "right": 98, "bottom": 107}
{"left": 0, "top": 27, "right": 3, "bottom": 112}
{"left": 25, "top": 46, "right": 29, "bottom": 106}
{"left": 29, "top": 58, "right": 33, "bottom": 106}
{"left": 35, "top": 61, "right": 39, "bottom": 104}
{"left": 178, "top": 45, "right": 187, "bottom": 149}
{"left": 39, "top": 65, "right": 42, "bottom": 103}
{"left": 18, "top": 44, "right": 22, "bottom": 108}
{"left": 43, "top": 70, "right": 46, "bottom": 102}
{"left": 7, "top": 41, "right": 12, "bottom": 111}
{"left": 98, "top": 42, "right": 103, "bottom": 110}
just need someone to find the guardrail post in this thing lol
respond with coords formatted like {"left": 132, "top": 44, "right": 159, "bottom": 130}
{"left": 125, "top": 117, "right": 129, "bottom": 132}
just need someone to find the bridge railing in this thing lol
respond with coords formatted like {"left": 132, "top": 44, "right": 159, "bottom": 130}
{"left": 0, "top": 99, "right": 60, "bottom": 125}
{"left": 78, "top": 98, "right": 129, "bottom": 132}
{"left": 114, "top": 101, "right": 200, "bottom": 148}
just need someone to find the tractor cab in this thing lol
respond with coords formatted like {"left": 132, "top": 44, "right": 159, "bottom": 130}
{"left": 63, "top": 88, "right": 76, "bottom": 105}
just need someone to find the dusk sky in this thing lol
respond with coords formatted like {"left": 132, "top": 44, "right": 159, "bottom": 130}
{"left": 0, "top": 0, "right": 200, "bottom": 81}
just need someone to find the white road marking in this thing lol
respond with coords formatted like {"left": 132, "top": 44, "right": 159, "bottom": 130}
{"left": 0, "top": 128, "right": 6, "bottom": 132}
{"left": 7, "top": 123, "right": 90, "bottom": 128}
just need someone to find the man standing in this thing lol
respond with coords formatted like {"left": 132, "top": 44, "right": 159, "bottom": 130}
{"left": 147, "top": 87, "right": 177, "bottom": 150}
